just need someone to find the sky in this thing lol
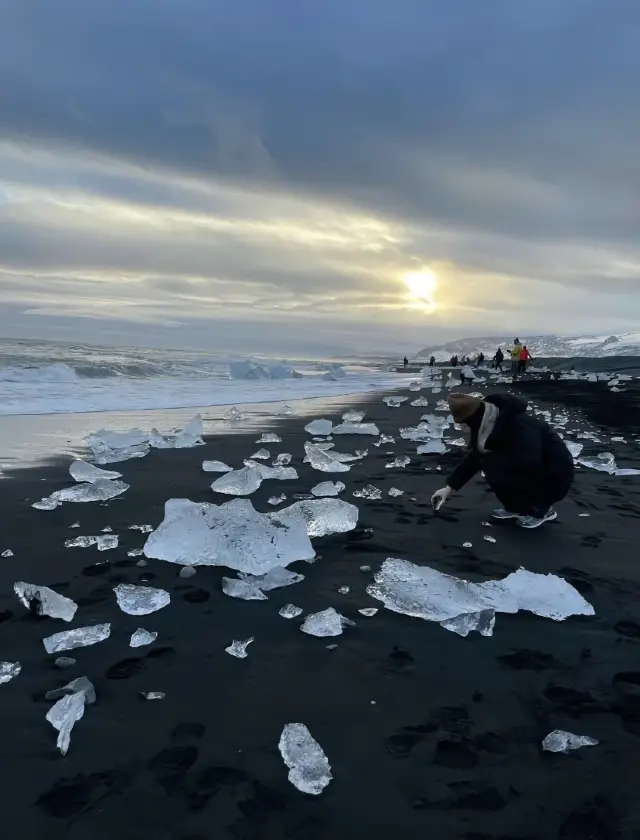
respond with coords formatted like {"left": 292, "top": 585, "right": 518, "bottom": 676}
{"left": 1, "top": 0, "right": 640, "bottom": 356}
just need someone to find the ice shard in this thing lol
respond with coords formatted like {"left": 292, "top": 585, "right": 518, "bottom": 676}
{"left": 225, "top": 638, "right": 254, "bottom": 658}
{"left": 244, "top": 460, "right": 298, "bottom": 481}
{"left": 257, "top": 432, "right": 282, "bottom": 443}
{"left": 251, "top": 448, "right": 271, "bottom": 460}
{"left": 14, "top": 582, "right": 78, "bottom": 622}
{"left": 47, "top": 690, "right": 87, "bottom": 755}
{"left": 43, "top": 623, "right": 111, "bottom": 654}
{"left": 331, "top": 422, "right": 380, "bottom": 436}
{"left": 97, "top": 535, "right": 118, "bottom": 551}
{"left": 34, "top": 480, "right": 130, "bottom": 510}
{"left": 268, "top": 494, "right": 287, "bottom": 506}
{"left": 383, "top": 396, "right": 408, "bottom": 407}
{"left": 239, "top": 566, "right": 304, "bottom": 591}
{"left": 565, "top": 441, "right": 584, "bottom": 459}
{"left": 300, "top": 608, "right": 354, "bottom": 637}
{"left": 0, "top": 662, "right": 21, "bottom": 685}
{"left": 1, "top": 549, "right": 13, "bottom": 557}
{"left": 411, "top": 397, "right": 430, "bottom": 407}
{"left": 271, "top": 499, "right": 359, "bottom": 537}
{"left": 342, "top": 409, "right": 365, "bottom": 422}
{"left": 279, "top": 604, "right": 303, "bottom": 619}
{"left": 305, "top": 419, "right": 333, "bottom": 436}
{"left": 577, "top": 452, "right": 617, "bottom": 474}
{"left": 386, "top": 457, "right": 410, "bottom": 469}
{"left": 353, "top": 485, "right": 382, "bottom": 500}
{"left": 210, "top": 466, "right": 263, "bottom": 496}
{"left": 541, "top": 730, "right": 599, "bottom": 753}
{"left": 130, "top": 628, "right": 158, "bottom": 648}
{"left": 388, "top": 488, "right": 404, "bottom": 497}
{"left": 280, "top": 404, "right": 295, "bottom": 416}
{"left": 202, "top": 459, "right": 233, "bottom": 473}
{"left": 311, "top": 481, "right": 345, "bottom": 497}
{"left": 114, "top": 584, "right": 170, "bottom": 615}
{"left": 440, "top": 609, "right": 496, "bottom": 637}
{"left": 69, "top": 460, "right": 122, "bottom": 483}
{"left": 417, "top": 440, "right": 447, "bottom": 455}
{"left": 358, "top": 608, "right": 378, "bottom": 617}
{"left": 222, "top": 577, "right": 267, "bottom": 600}
{"left": 279, "top": 723, "right": 332, "bottom": 795}
{"left": 85, "top": 428, "right": 151, "bottom": 464}
{"left": 224, "top": 406, "right": 246, "bottom": 421}
{"left": 304, "top": 442, "right": 351, "bottom": 473}
{"left": 273, "top": 453, "right": 292, "bottom": 466}
{"left": 144, "top": 498, "right": 315, "bottom": 572}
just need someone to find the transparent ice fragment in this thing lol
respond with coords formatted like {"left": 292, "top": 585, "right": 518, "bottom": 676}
{"left": 386, "top": 457, "right": 410, "bottom": 469}
{"left": 34, "top": 480, "right": 129, "bottom": 510}
{"left": 383, "top": 396, "right": 408, "bottom": 407}
{"left": 221, "top": 577, "right": 268, "bottom": 600}
{"left": 244, "top": 460, "right": 298, "bottom": 481}
{"left": 144, "top": 498, "right": 315, "bottom": 572}
{"left": 268, "top": 494, "right": 287, "bottom": 506}
{"left": 142, "top": 691, "right": 165, "bottom": 700}
{"left": 373, "top": 433, "right": 395, "bottom": 447}
{"left": 43, "top": 623, "right": 111, "bottom": 654}
{"left": 463, "top": 542, "right": 473, "bottom": 548}
{"left": 311, "top": 481, "right": 345, "bottom": 497}
{"left": 0, "top": 662, "right": 21, "bottom": 685}
{"left": 257, "top": 432, "right": 282, "bottom": 443}
{"left": 97, "top": 534, "right": 118, "bottom": 551}
{"left": 202, "top": 459, "right": 233, "bottom": 473}
{"left": 578, "top": 452, "right": 617, "bottom": 474}
{"left": 2, "top": 549, "right": 13, "bottom": 557}
{"left": 101, "top": 525, "right": 113, "bottom": 532}
{"left": 542, "top": 730, "right": 599, "bottom": 753}
{"left": 69, "top": 522, "right": 80, "bottom": 528}
{"left": 224, "top": 406, "right": 246, "bottom": 421}
{"left": 332, "top": 422, "right": 380, "bottom": 436}
{"left": 240, "top": 566, "right": 304, "bottom": 591}
{"left": 45, "top": 675, "right": 96, "bottom": 705}
{"left": 338, "top": 585, "right": 350, "bottom": 595}
{"left": 85, "top": 428, "right": 151, "bottom": 464}
{"left": 251, "top": 448, "right": 271, "bottom": 460}
{"left": 388, "top": 488, "right": 404, "bottom": 497}
{"left": 272, "top": 498, "right": 359, "bottom": 537}
{"left": 441, "top": 609, "right": 496, "bottom": 637}
{"left": 279, "top": 604, "right": 303, "bottom": 619}
{"left": 225, "top": 638, "right": 254, "bottom": 658}
{"left": 417, "top": 440, "right": 447, "bottom": 454}
{"left": 342, "top": 409, "right": 365, "bottom": 422}
{"left": 280, "top": 404, "right": 295, "bottom": 416}
{"left": 484, "top": 535, "right": 496, "bottom": 543}
{"left": 47, "top": 690, "right": 86, "bottom": 755}
{"left": 449, "top": 437, "right": 466, "bottom": 447}
{"left": 305, "top": 419, "right": 333, "bottom": 436}
{"left": 274, "top": 453, "right": 292, "bottom": 466}
{"left": 65, "top": 535, "right": 97, "bottom": 548}
{"left": 70, "top": 460, "right": 122, "bottom": 483}
{"left": 179, "top": 565, "right": 196, "bottom": 578}
{"left": 300, "top": 608, "right": 353, "bottom": 637}
{"left": 130, "top": 628, "right": 158, "bottom": 648}
{"left": 279, "top": 723, "right": 332, "bottom": 795}
{"left": 304, "top": 442, "right": 351, "bottom": 473}
{"left": 211, "top": 466, "right": 263, "bottom": 496}
{"left": 128, "top": 548, "right": 144, "bottom": 557}
{"left": 565, "top": 441, "right": 584, "bottom": 459}
{"left": 358, "top": 608, "right": 378, "bottom": 617}
{"left": 353, "top": 485, "right": 382, "bottom": 500}
{"left": 114, "top": 584, "right": 170, "bottom": 616}
{"left": 14, "top": 582, "right": 78, "bottom": 622}
{"left": 411, "top": 397, "right": 430, "bottom": 407}
{"left": 165, "top": 414, "right": 204, "bottom": 448}
{"left": 409, "top": 381, "right": 422, "bottom": 391}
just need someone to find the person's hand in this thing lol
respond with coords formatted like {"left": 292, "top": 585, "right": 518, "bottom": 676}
{"left": 431, "top": 486, "right": 452, "bottom": 510}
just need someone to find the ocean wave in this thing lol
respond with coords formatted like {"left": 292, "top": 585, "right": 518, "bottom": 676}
{"left": 0, "top": 360, "right": 229, "bottom": 382}
{"left": 0, "top": 363, "right": 81, "bottom": 383}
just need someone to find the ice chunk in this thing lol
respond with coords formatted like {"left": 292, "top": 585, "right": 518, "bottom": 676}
{"left": 409, "top": 381, "right": 422, "bottom": 391}
{"left": 311, "top": 481, "right": 345, "bottom": 497}
{"left": 144, "top": 498, "right": 315, "bottom": 572}
{"left": 69, "top": 460, "right": 122, "bottom": 483}
{"left": 65, "top": 535, "right": 97, "bottom": 548}
{"left": 14, "top": 582, "right": 78, "bottom": 622}
{"left": 1, "top": 549, "right": 13, "bottom": 557}
{"left": 128, "top": 548, "right": 144, "bottom": 557}
{"left": 280, "top": 404, "right": 295, "bottom": 416}
{"left": 332, "top": 422, "right": 380, "bottom": 436}
{"left": 130, "top": 628, "right": 158, "bottom": 648}
{"left": 257, "top": 432, "right": 282, "bottom": 444}
{"left": 114, "top": 584, "right": 170, "bottom": 615}
{"left": 142, "top": 691, "right": 166, "bottom": 700}
{"left": 417, "top": 440, "right": 447, "bottom": 454}
{"left": 449, "top": 437, "right": 466, "bottom": 447}
{"left": 268, "top": 494, "right": 287, "bottom": 506}
{"left": 202, "top": 460, "right": 232, "bottom": 473}
{"left": 224, "top": 406, "right": 246, "bottom": 421}
{"left": 45, "top": 675, "right": 96, "bottom": 705}
{"left": 305, "top": 419, "right": 333, "bottom": 436}
{"left": 373, "top": 433, "right": 396, "bottom": 447}
{"left": 484, "top": 535, "right": 496, "bottom": 543}
{"left": 34, "top": 479, "right": 129, "bottom": 510}
{"left": 411, "top": 396, "right": 430, "bottom": 407}
{"left": 383, "top": 396, "right": 408, "bottom": 407}
{"left": 168, "top": 414, "right": 204, "bottom": 448}
{"left": 541, "top": 730, "right": 599, "bottom": 753}
{"left": 342, "top": 409, "right": 365, "bottom": 422}
{"left": 274, "top": 453, "right": 292, "bottom": 466}
{"left": 323, "top": 364, "right": 346, "bottom": 381}
{"left": 565, "top": 441, "right": 584, "bottom": 459}
{"left": 97, "top": 535, "right": 118, "bottom": 551}
{"left": 43, "top": 623, "right": 111, "bottom": 654}
{"left": 300, "top": 608, "right": 353, "bottom": 637}
{"left": 225, "top": 638, "right": 254, "bottom": 658}
{"left": 577, "top": 452, "right": 617, "bottom": 474}
{"left": 251, "top": 448, "right": 271, "bottom": 460}
{"left": 279, "top": 604, "right": 303, "bottom": 619}
{"left": 244, "top": 460, "right": 298, "bottom": 481}
{"left": 386, "top": 457, "right": 410, "bottom": 468}
{"left": 0, "top": 662, "right": 21, "bottom": 685}
{"left": 47, "top": 691, "right": 86, "bottom": 755}
{"left": 367, "top": 560, "right": 594, "bottom": 626}
{"left": 304, "top": 442, "right": 351, "bottom": 473}
{"left": 389, "top": 488, "right": 404, "bottom": 497}
{"left": 353, "top": 485, "right": 382, "bottom": 500}
{"left": 441, "top": 609, "right": 496, "bottom": 637}
{"left": 221, "top": 577, "right": 268, "bottom": 600}
{"left": 85, "top": 428, "right": 151, "bottom": 464}
{"left": 338, "top": 585, "right": 350, "bottom": 595}
{"left": 211, "top": 466, "right": 263, "bottom": 496}
{"left": 130, "top": 524, "right": 153, "bottom": 533}
{"left": 279, "top": 723, "right": 332, "bottom": 795}
{"left": 240, "top": 566, "right": 304, "bottom": 591}
{"left": 272, "top": 499, "right": 359, "bottom": 537}
{"left": 358, "top": 608, "right": 378, "bottom": 617}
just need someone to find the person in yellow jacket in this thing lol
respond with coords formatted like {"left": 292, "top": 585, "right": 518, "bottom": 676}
{"left": 510, "top": 338, "right": 523, "bottom": 381}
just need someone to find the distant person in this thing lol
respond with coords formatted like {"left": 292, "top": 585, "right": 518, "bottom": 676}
{"left": 429, "top": 355, "right": 435, "bottom": 368}
{"left": 519, "top": 345, "right": 532, "bottom": 375}
{"left": 511, "top": 338, "right": 523, "bottom": 381}
{"left": 431, "top": 393, "right": 574, "bottom": 529}
{"left": 451, "top": 355, "right": 458, "bottom": 367}
{"left": 403, "top": 356, "right": 409, "bottom": 369}
{"left": 493, "top": 348, "right": 504, "bottom": 371}
{"left": 476, "top": 352, "right": 485, "bottom": 367}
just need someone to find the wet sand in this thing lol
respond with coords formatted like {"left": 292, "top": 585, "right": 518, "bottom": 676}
{"left": 1, "top": 381, "right": 640, "bottom": 839}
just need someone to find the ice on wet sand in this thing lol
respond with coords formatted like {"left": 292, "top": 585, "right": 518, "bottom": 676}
{"left": 225, "top": 638, "right": 254, "bottom": 658}
{"left": 305, "top": 419, "right": 333, "bottom": 436}
{"left": 130, "top": 628, "right": 158, "bottom": 648}
{"left": 279, "top": 723, "right": 332, "bottom": 795}
{"left": 69, "top": 460, "right": 122, "bottom": 483}
{"left": 300, "top": 608, "right": 355, "bottom": 637}
{"left": 210, "top": 466, "right": 264, "bottom": 496}
{"left": 332, "top": 422, "right": 380, "bottom": 436}
{"left": 353, "top": 485, "right": 382, "bottom": 500}
{"left": 202, "top": 460, "right": 233, "bottom": 473}
{"left": 279, "top": 604, "right": 303, "bottom": 619}
{"left": 0, "top": 662, "right": 22, "bottom": 685}
{"left": 542, "top": 730, "right": 599, "bottom": 753}
{"left": 578, "top": 452, "right": 617, "bottom": 474}
{"left": 304, "top": 443, "right": 350, "bottom": 473}
{"left": 441, "top": 609, "right": 496, "bottom": 637}
{"left": 33, "top": 479, "right": 129, "bottom": 510}
{"left": 47, "top": 691, "right": 87, "bottom": 755}
{"left": 311, "top": 481, "right": 345, "bottom": 497}
{"left": 271, "top": 499, "right": 358, "bottom": 537}
{"left": 342, "top": 410, "right": 365, "bottom": 422}
{"left": 43, "top": 623, "right": 112, "bottom": 654}
{"left": 114, "top": 584, "right": 170, "bottom": 615}
{"left": 14, "top": 582, "right": 78, "bottom": 622}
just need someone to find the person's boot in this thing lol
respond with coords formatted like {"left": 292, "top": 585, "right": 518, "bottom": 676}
{"left": 517, "top": 508, "right": 558, "bottom": 529}
{"left": 491, "top": 508, "right": 520, "bottom": 520}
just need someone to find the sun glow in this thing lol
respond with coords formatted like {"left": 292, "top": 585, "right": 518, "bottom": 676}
{"left": 403, "top": 269, "right": 438, "bottom": 303}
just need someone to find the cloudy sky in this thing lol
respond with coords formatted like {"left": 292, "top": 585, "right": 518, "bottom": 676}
{"left": 1, "top": 0, "right": 639, "bottom": 356}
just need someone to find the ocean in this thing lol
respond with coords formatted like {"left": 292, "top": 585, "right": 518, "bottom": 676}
{"left": 0, "top": 338, "right": 402, "bottom": 417}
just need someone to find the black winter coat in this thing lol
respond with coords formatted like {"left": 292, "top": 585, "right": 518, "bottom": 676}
{"left": 447, "top": 394, "right": 574, "bottom": 492}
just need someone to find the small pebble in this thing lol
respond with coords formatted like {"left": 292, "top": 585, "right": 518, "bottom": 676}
{"left": 54, "top": 657, "right": 77, "bottom": 669}
{"left": 338, "top": 585, "right": 350, "bottom": 595}
{"left": 136, "top": 558, "right": 148, "bottom": 566}
{"left": 463, "top": 542, "right": 472, "bottom": 548}
{"left": 484, "top": 535, "right": 496, "bottom": 543}
{"left": 179, "top": 566, "right": 196, "bottom": 578}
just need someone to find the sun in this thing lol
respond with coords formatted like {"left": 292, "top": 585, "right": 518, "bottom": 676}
{"left": 403, "top": 269, "right": 438, "bottom": 303}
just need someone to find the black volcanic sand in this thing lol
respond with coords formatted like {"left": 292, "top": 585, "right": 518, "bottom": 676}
{"left": 1, "top": 382, "right": 640, "bottom": 840}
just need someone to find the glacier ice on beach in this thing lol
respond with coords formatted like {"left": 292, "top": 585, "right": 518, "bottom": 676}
{"left": 85, "top": 428, "right": 150, "bottom": 463}
{"left": 274, "top": 453, "right": 292, "bottom": 466}
{"left": 114, "top": 584, "right": 170, "bottom": 615}
{"left": 240, "top": 567, "right": 304, "bottom": 591}
{"left": 331, "top": 422, "right": 380, "bottom": 436}
{"left": 389, "top": 487, "right": 404, "bottom": 497}
{"left": 0, "top": 662, "right": 21, "bottom": 685}
{"left": 47, "top": 690, "right": 87, "bottom": 755}
{"left": 304, "top": 442, "right": 351, "bottom": 473}
{"left": 311, "top": 481, "right": 345, "bottom": 497}
{"left": 272, "top": 498, "right": 358, "bottom": 537}
{"left": 383, "top": 396, "right": 408, "bottom": 407}
{"left": 300, "top": 608, "right": 354, "bottom": 637}
{"left": 353, "top": 484, "right": 382, "bottom": 500}
{"left": 268, "top": 494, "right": 287, "bottom": 505}
{"left": 225, "top": 638, "right": 254, "bottom": 658}
{"left": 577, "top": 452, "right": 617, "bottom": 474}
{"left": 144, "top": 498, "right": 315, "bottom": 572}
{"left": 202, "top": 459, "right": 233, "bottom": 473}
{"left": 224, "top": 406, "right": 246, "bottom": 421}
{"left": 251, "top": 448, "right": 270, "bottom": 460}
{"left": 368, "top": 561, "right": 594, "bottom": 628}
{"left": 441, "top": 609, "right": 496, "bottom": 638}
{"left": 279, "top": 604, "right": 303, "bottom": 619}
{"left": 43, "top": 623, "right": 112, "bottom": 654}
{"left": 279, "top": 723, "right": 332, "bottom": 795}
{"left": 565, "top": 441, "right": 584, "bottom": 459}
{"left": 386, "top": 457, "right": 410, "bottom": 469}
{"left": 305, "top": 419, "right": 333, "bottom": 436}
{"left": 409, "top": 381, "right": 422, "bottom": 391}
{"left": 210, "top": 466, "right": 264, "bottom": 496}
{"left": 342, "top": 409, "right": 365, "bottom": 422}
{"left": 14, "top": 582, "right": 78, "bottom": 622}
{"left": 222, "top": 577, "right": 268, "bottom": 600}
{"left": 358, "top": 607, "right": 378, "bottom": 617}
{"left": 1, "top": 549, "right": 13, "bottom": 557}
{"left": 130, "top": 628, "right": 158, "bottom": 648}
{"left": 64, "top": 534, "right": 118, "bottom": 550}
{"left": 257, "top": 432, "right": 282, "bottom": 444}
{"left": 616, "top": 468, "right": 640, "bottom": 476}
{"left": 33, "top": 479, "right": 130, "bottom": 510}
{"left": 411, "top": 396, "right": 430, "bottom": 407}
{"left": 542, "top": 730, "right": 599, "bottom": 753}
{"left": 417, "top": 440, "right": 448, "bottom": 454}
{"left": 279, "top": 404, "right": 295, "bottom": 416}
{"left": 244, "top": 460, "right": 298, "bottom": 481}
{"left": 69, "top": 460, "right": 122, "bottom": 483}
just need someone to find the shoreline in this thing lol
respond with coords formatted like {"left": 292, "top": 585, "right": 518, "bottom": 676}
{"left": 1, "top": 379, "right": 639, "bottom": 838}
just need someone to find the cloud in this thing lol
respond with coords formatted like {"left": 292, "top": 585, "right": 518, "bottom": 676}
{"left": 0, "top": 0, "right": 639, "bottom": 353}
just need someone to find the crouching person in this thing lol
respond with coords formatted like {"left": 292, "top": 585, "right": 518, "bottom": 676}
{"left": 431, "top": 393, "right": 574, "bottom": 529}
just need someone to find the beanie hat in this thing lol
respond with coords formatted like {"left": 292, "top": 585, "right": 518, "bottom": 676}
{"left": 448, "top": 393, "right": 483, "bottom": 424}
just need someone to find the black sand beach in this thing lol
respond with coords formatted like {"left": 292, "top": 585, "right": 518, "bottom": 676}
{"left": 1, "top": 380, "right": 640, "bottom": 840}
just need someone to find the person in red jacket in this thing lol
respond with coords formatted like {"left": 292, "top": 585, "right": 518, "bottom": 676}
{"left": 518, "top": 345, "right": 532, "bottom": 375}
